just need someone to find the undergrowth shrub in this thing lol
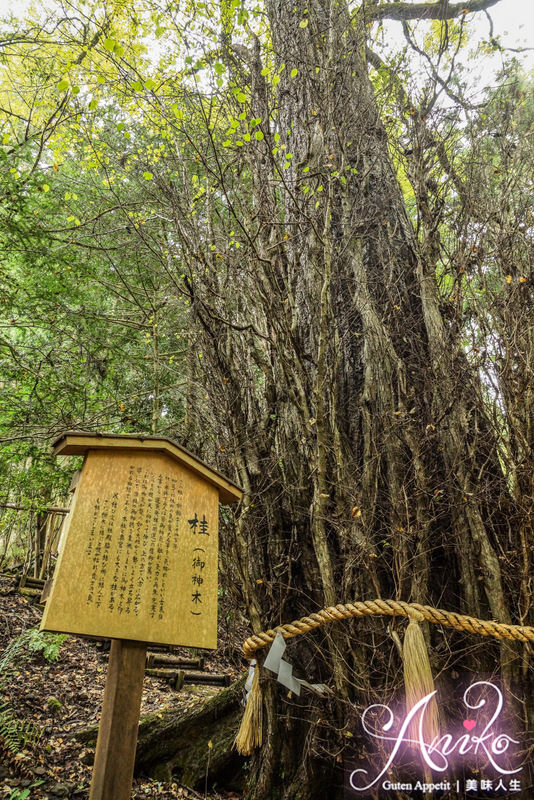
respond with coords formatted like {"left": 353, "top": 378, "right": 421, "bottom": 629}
{"left": 0, "top": 627, "right": 67, "bottom": 775}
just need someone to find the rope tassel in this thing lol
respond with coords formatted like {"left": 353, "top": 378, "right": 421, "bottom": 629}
{"left": 234, "top": 661, "right": 263, "bottom": 755}
{"left": 402, "top": 613, "right": 439, "bottom": 746}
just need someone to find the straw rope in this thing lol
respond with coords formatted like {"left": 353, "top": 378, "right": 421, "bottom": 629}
{"left": 242, "top": 598, "right": 534, "bottom": 659}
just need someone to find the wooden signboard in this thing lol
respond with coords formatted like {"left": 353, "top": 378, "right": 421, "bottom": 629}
{"left": 42, "top": 449, "right": 220, "bottom": 648}
{"left": 40, "top": 432, "right": 242, "bottom": 800}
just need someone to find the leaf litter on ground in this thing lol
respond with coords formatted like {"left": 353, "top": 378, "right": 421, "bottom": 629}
{"left": 0, "top": 575, "right": 244, "bottom": 799}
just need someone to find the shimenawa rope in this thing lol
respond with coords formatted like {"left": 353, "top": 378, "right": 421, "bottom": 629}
{"left": 242, "top": 598, "right": 534, "bottom": 658}
{"left": 234, "top": 598, "right": 534, "bottom": 755}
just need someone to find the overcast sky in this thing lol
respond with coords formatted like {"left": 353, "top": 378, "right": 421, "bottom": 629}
{"left": 0, "top": 0, "right": 532, "bottom": 79}
{"left": 0, "top": 0, "right": 531, "bottom": 45}
{"left": 0, "top": 0, "right": 531, "bottom": 34}
{"left": 380, "top": 0, "right": 533, "bottom": 88}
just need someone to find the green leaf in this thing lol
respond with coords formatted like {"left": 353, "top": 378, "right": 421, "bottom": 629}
{"left": 88, "top": 99, "right": 98, "bottom": 110}
{"left": 254, "top": 130, "right": 264, "bottom": 141}
{"left": 132, "top": 80, "right": 143, "bottom": 91}
{"left": 71, "top": 86, "right": 80, "bottom": 95}
{"left": 57, "top": 79, "right": 69, "bottom": 91}
{"left": 42, "top": 184, "right": 50, "bottom": 192}
{"left": 299, "top": 19, "right": 308, "bottom": 28}
{"left": 290, "top": 68, "right": 298, "bottom": 78}
{"left": 222, "top": 140, "right": 232, "bottom": 147}
{"left": 104, "top": 38, "right": 116, "bottom": 51}
{"left": 236, "top": 92, "right": 247, "bottom": 103}
{"left": 214, "top": 62, "right": 224, "bottom": 75}
{"left": 143, "top": 172, "right": 153, "bottom": 180}
{"left": 144, "top": 78, "right": 155, "bottom": 90}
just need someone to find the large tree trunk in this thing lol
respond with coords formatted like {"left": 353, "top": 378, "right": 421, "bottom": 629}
{"left": 159, "top": 1, "right": 532, "bottom": 797}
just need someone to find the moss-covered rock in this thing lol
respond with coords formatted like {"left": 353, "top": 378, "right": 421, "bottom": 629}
{"left": 75, "top": 675, "right": 247, "bottom": 790}
{"left": 135, "top": 675, "right": 246, "bottom": 788}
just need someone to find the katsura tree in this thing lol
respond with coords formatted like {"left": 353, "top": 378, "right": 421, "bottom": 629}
{"left": 1, "top": 0, "right": 533, "bottom": 797}
{"left": 114, "top": 1, "right": 531, "bottom": 797}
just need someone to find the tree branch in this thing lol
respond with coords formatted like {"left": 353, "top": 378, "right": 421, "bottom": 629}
{"left": 366, "top": 0, "right": 501, "bottom": 22}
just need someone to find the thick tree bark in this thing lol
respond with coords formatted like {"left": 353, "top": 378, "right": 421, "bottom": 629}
{"left": 159, "top": 1, "right": 532, "bottom": 797}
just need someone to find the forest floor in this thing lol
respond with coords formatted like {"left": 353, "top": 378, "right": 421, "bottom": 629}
{"left": 0, "top": 575, "right": 247, "bottom": 800}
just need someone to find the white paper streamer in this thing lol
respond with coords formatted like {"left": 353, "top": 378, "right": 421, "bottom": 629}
{"left": 244, "top": 658, "right": 257, "bottom": 705}
{"left": 263, "top": 632, "right": 330, "bottom": 696}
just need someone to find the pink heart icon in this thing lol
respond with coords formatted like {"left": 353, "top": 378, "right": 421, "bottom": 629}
{"left": 463, "top": 720, "right": 476, "bottom": 731}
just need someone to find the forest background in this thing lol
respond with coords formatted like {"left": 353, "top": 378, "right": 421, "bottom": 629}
{"left": 0, "top": 0, "right": 533, "bottom": 798}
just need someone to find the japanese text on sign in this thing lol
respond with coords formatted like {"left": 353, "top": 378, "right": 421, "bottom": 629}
{"left": 189, "top": 512, "right": 210, "bottom": 616}
{"left": 41, "top": 449, "right": 220, "bottom": 648}
{"left": 85, "top": 466, "right": 183, "bottom": 620}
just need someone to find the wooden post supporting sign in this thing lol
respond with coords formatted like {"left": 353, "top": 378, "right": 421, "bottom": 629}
{"left": 40, "top": 432, "right": 242, "bottom": 800}
{"left": 89, "top": 640, "right": 147, "bottom": 800}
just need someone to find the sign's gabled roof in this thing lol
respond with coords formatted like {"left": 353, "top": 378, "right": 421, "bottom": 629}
{"left": 51, "top": 431, "right": 243, "bottom": 505}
